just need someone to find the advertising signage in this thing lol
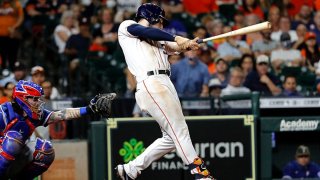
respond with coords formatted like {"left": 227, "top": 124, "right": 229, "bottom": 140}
{"left": 106, "top": 116, "right": 256, "bottom": 180}
{"left": 261, "top": 117, "right": 320, "bottom": 132}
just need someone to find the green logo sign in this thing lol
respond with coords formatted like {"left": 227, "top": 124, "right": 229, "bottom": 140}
{"left": 119, "top": 138, "right": 145, "bottom": 163}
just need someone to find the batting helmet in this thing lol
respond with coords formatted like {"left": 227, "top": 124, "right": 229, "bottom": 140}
{"left": 13, "top": 80, "right": 45, "bottom": 120}
{"left": 135, "top": 3, "right": 168, "bottom": 25}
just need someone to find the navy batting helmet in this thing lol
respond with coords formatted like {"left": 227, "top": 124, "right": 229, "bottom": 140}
{"left": 135, "top": 3, "right": 168, "bottom": 25}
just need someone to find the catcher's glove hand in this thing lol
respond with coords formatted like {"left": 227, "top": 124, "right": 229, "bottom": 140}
{"left": 88, "top": 93, "right": 116, "bottom": 118}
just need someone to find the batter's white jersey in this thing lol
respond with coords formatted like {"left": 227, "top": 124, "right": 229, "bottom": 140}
{"left": 118, "top": 20, "right": 200, "bottom": 179}
{"left": 118, "top": 20, "right": 171, "bottom": 82}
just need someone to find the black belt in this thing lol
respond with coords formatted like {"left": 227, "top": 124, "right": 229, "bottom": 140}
{"left": 147, "top": 70, "right": 171, "bottom": 76}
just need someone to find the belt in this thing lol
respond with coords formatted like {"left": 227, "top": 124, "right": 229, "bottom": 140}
{"left": 147, "top": 70, "right": 171, "bottom": 76}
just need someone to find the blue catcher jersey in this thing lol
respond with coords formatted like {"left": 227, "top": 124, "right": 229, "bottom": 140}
{"left": 0, "top": 102, "right": 53, "bottom": 141}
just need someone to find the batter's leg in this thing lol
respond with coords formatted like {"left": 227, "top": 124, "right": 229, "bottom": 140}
{"left": 138, "top": 78, "right": 214, "bottom": 179}
{"left": 139, "top": 79, "right": 198, "bottom": 164}
{"left": 117, "top": 130, "right": 175, "bottom": 179}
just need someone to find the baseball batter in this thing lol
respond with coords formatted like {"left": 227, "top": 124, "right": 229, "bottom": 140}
{"left": 116, "top": 3, "right": 214, "bottom": 180}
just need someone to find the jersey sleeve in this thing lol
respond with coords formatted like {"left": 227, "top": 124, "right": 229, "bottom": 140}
{"left": 118, "top": 20, "right": 138, "bottom": 38}
{"left": 40, "top": 109, "right": 53, "bottom": 127}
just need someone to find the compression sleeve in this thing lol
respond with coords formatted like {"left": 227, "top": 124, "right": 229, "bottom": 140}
{"left": 127, "top": 24, "right": 175, "bottom": 41}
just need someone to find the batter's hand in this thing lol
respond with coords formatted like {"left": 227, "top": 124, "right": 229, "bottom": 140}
{"left": 88, "top": 93, "right": 116, "bottom": 118}
{"left": 174, "top": 36, "right": 200, "bottom": 51}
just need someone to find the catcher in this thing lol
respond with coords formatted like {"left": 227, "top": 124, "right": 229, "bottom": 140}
{"left": 0, "top": 80, "right": 115, "bottom": 180}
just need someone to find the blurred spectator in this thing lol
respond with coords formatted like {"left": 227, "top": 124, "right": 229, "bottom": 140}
{"left": 243, "top": 14, "right": 263, "bottom": 45}
{"left": 31, "top": 65, "right": 45, "bottom": 85}
{"left": 161, "top": 0, "right": 183, "bottom": 14}
{"left": 41, "top": 82, "right": 51, "bottom": 101}
{"left": 259, "top": 0, "right": 271, "bottom": 14}
{"left": 289, "top": 0, "right": 314, "bottom": 18}
{"left": 310, "top": 11, "right": 320, "bottom": 45}
{"left": 0, "top": 0, "right": 24, "bottom": 71}
{"left": 280, "top": 75, "right": 302, "bottom": 97}
{"left": 113, "top": 0, "right": 142, "bottom": 23}
{"left": 268, "top": 6, "right": 281, "bottom": 32}
{"left": 212, "top": 57, "right": 229, "bottom": 88}
{"left": 217, "top": 26, "right": 251, "bottom": 62}
{"left": 50, "top": 0, "right": 68, "bottom": 17}
{"left": 292, "top": 24, "right": 307, "bottom": 49}
{"left": 208, "top": 78, "right": 222, "bottom": 98}
{"left": 239, "top": 54, "right": 255, "bottom": 77}
{"left": 31, "top": 65, "right": 61, "bottom": 99}
{"left": 300, "top": 32, "right": 320, "bottom": 71}
{"left": 71, "top": 3, "right": 82, "bottom": 21}
{"left": 221, "top": 67, "right": 250, "bottom": 96}
{"left": 25, "top": 0, "right": 54, "bottom": 31}
{"left": 82, "top": 0, "right": 103, "bottom": 19}
{"left": 92, "top": 8, "right": 119, "bottom": 53}
{"left": 192, "top": 26, "right": 207, "bottom": 40}
{"left": 244, "top": 54, "right": 281, "bottom": 96}
{"left": 0, "top": 62, "right": 31, "bottom": 87}
{"left": 316, "top": 0, "right": 320, "bottom": 11}
{"left": 54, "top": 10, "right": 78, "bottom": 54}
{"left": 0, "top": 82, "right": 14, "bottom": 104}
{"left": 217, "top": 0, "right": 237, "bottom": 22}
{"left": 239, "top": 0, "right": 264, "bottom": 20}
{"left": 232, "top": 11, "right": 245, "bottom": 30}
{"left": 271, "top": 16, "right": 298, "bottom": 43}
{"left": 252, "top": 29, "right": 279, "bottom": 57}
{"left": 198, "top": 46, "right": 216, "bottom": 75}
{"left": 208, "top": 77, "right": 223, "bottom": 112}
{"left": 271, "top": 32, "right": 302, "bottom": 75}
{"left": 282, "top": 145, "right": 320, "bottom": 179}
{"left": 272, "top": 0, "right": 295, "bottom": 18}
{"left": 207, "top": 19, "right": 225, "bottom": 48}
{"left": 163, "top": 6, "right": 187, "bottom": 37}
{"left": 41, "top": 80, "right": 60, "bottom": 100}
{"left": 291, "top": 4, "right": 313, "bottom": 29}
{"left": 171, "top": 50, "right": 211, "bottom": 97}
{"left": 182, "top": 0, "right": 218, "bottom": 15}
{"left": 65, "top": 17, "right": 91, "bottom": 60}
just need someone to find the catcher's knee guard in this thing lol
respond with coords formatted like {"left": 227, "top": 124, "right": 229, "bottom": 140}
{"left": 0, "top": 131, "right": 24, "bottom": 176}
{"left": 188, "top": 158, "right": 214, "bottom": 180}
{"left": 21, "top": 138, "right": 55, "bottom": 179}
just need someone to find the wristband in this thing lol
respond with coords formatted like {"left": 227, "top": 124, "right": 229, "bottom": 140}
{"left": 80, "top": 106, "right": 94, "bottom": 116}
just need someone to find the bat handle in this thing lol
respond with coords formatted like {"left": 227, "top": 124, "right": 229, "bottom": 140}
{"left": 196, "top": 39, "right": 204, "bottom": 44}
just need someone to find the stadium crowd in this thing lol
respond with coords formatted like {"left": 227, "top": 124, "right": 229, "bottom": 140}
{"left": 1, "top": 0, "right": 320, "bottom": 99}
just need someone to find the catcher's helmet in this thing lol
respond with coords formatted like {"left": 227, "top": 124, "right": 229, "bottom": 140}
{"left": 135, "top": 3, "right": 168, "bottom": 25}
{"left": 13, "top": 80, "right": 45, "bottom": 120}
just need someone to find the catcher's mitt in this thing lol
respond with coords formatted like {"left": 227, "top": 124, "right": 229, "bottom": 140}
{"left": 88, "top": 93, "right": 116, "bottom": 118}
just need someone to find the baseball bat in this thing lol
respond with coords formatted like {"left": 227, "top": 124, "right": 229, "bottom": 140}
{"left": 197, "top": 21, "right": 271, "bottom": 43}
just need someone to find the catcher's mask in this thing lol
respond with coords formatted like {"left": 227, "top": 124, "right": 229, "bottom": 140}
{"left": 135, "top": 3, "right": 169, "bottom": 26}
{"left": 13, "top": 80, "right": 45, "bottom": 120}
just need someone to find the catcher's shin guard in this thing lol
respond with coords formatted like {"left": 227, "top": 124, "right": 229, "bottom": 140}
{"left": 20, "top": 138, "right": 55, "bottom": 179}
{"left": 188, "top": 158, "right": 214, "bottom": 180}
{"left": 0, "top": 131, "right": 24, "bottom": 176}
